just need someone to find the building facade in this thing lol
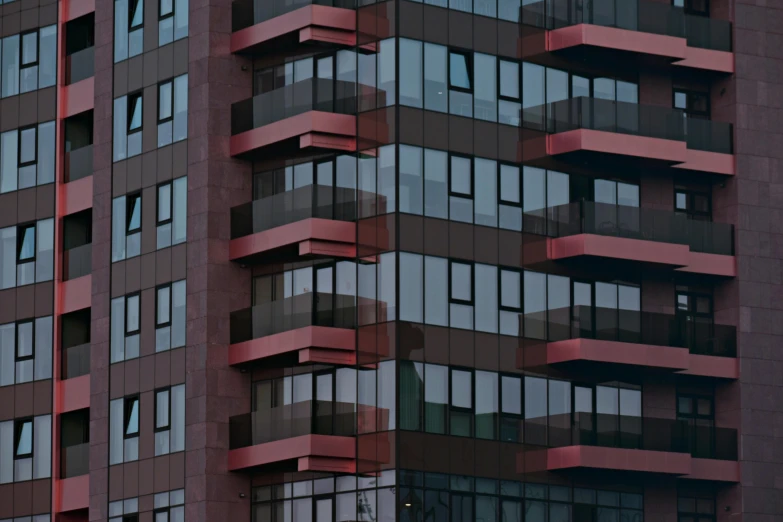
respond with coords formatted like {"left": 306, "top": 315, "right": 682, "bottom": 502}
{"left": 0, "top": 0, "right": 780, "bottom": 520}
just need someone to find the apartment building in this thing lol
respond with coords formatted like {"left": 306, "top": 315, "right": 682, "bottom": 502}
{"left": 0, "top": 0, "right": 779, "bottom": 520}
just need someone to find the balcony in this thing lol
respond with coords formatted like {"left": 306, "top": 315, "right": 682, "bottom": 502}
{"left": 63, "top": 342, "right": 91, "bottom": 380}
{"left": 228, "top": 404, "right": 357, "bottom": 472}
{"left": 231, "top": 0, "right": 356, "bottom": 54}
{"left": 61, "top": 442, "right": 89, "bottom": 478}
{"left": 230, "top": 292, "right": 357, "bottom": 366}
{"left": 229, "top": 185, "right": 359, "bottom": 263}
{"left": 230, "top": 78, "right": 358, "bottom": 157}
{"left": 65, "top": 46, "right": 94, "bottom": 85}
{"left": 529, "top": 305, "right": 738, "bottom": 378}
{"left": 521, "top": 0, "right": 732, "bottom": 73}
{"left": 63, "top": 243, "right": 92, "bottom": 281}
{"left": 532, "top": 201, "right": 735, "bottom": 276}
{"left": 520, "top": 413, "right": 739, "bottom": 481}
{"left": 523, "top": 97, "right": 734, "bottom": 175}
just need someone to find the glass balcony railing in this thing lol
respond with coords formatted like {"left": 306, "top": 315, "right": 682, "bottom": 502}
{"left": 63, "top": 342, "right": 91, "bottom": 379}
{"left": 231, "top": 185, "right": 359, "bottom": 238}
{"left": 232, "top": 0, "right": 356, "bottom": 32}
{"left": 61, "top": 442, "right": 90, "bottom": 478}
{"left": 523, "top": 97, "right": 733, "bottom": 154}
{"left": 538, "top": 413, "right": 737, "bottom": 460}
{"left": 65, "top": 47, "right": 95, "bottom": 85}
{"left": 65, "top": 145, "right": 93, "bottom": 183}
{"left": 63, "top": 243, "right": 92, "bottom": 281}
{"left": 230, "top": 292, "right": 357, "bottom": 344}
{"left": 229, "top": 402, "right": 357, "bottom": 449}
{"left": 539, "top": 305, "right": 737, "bottom": 357}
{"left": 521, "top": 0, "right": 731, "bottom": 52}
{"left": 231, "top": 78, "right": 358, "bottom": 135}
{"left": 528, "top": 201, "right": 734, "bottom": 255}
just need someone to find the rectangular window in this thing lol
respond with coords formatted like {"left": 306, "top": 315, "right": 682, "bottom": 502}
{"left": 17, "top": 126, "right": 36, "bottom": 189}
{"left": 16, "top": 223, "right": 35, "bottom": 286}
{"left": 449, "top": 51, "right": 473, "bottom": 117}
{"left": 155, "top": 280, "right": 186, "bottom": 352}
{"left": 474, "top": 158, "right": 497, "bottom": 227}
{"left": 20, "top": 32, "right": 38, "bottom": 93}
{"left": 449, "top": 156, "right": 473, "bottom": 223}
{"left": 14, "top": 419, "right": 32, "bottom": 458}
{"left": 450, "top": 369, "right": 472, "bottom": 437}
{"left": 424, "top": 149, "right": 448, "bottom": 218}
{"left": 129, "top": 0, "right": 144, "bottom": 58}
{"left": 128, "top": 92, "right": 142, "bottom": 155}
{"left": 399, "top": 145, "right": 423, "bottom": 215}
{"left": 125, "top": 193, "right": 141, "bottom": 259}
{"left": 474, "top": 264, "right": 498, "bottom": 333}
{"left": 157, "top": 177, "right": 187, "bottom": 248}
{"left": 474, "top": 53, "right": 497, "bottom": 122}
{"left": 424, "top": 43, "right": 447, "bottom": 113}
{"left": 499, "top": 269, "right": 521, "bottom": 336}
{"left": 123, "top": 396, "right": 140, "bottom": 461}
{"left": 155, "top": 388, "right": 170, "bottom": 455}
{"left": 111, "top": 294, "right": 140, "bottom": 363}
{"left": 399, "top": 39, "right": 423, "bottom": 109}
{"left": 449, "top": 261, "right": 473, "bottom": 330}
{"left": 500, "top": 375, "right": 522, "bottom": 442}
{"left": 157, "top": 74, "right": 188, "bottom": 147}
{"left": 399, "top": 253, "right": 423, "bottom": 323}
{"left": 2, "top": 35, "right": 19, "bottom": 98}
{"left": 499, "top": 60, "right": 520, "bottom": 126}
{"left": 152, "top": 489, "right": 185, "bottom": 522}
{"left": 159, "top": 0, "right": 174, "bottom": 45}
{"left": 499, "top": 164, "right": 522, "bottom": 231}
{"left": 475, "top": 371, "right": 498, "bottom": 439}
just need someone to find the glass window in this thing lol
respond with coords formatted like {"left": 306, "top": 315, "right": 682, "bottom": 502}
{"left": 20, "top": 32, "right": 38, "bottom": 94}
{"left": 475, "top": 0, "right": 496, "bottom": 16}
{"left": 474, "top": 158, "right": 497, "bottom": 227}
{"left": 524, "top": 377, "right": 547, "bottom": 445}
{"left": 399, "top": 145, "right": 423, "bottom": 215}
{"left": 39, "top": 26, "right": 56, "bottom": 89}
{"left": 424, "top": 256, "right": 448, "bottom": 326}
{"left": 500, "top": 375, "right": 522, "bottom": 442}
{"left": 127, "top": 193, "right": 141, "bottom": 233}
{"left": 450, "top": 369, "right": 472, "bottom": 436}
{"left": 424, "top": 43, "right": 447, "bottom": 113}
{"left": 127, "top": 92, "right": 143, "bottom": 158}
{"left": 400, "top": 39, "right": 423, "bottom": 108}
{"left": 15, "top": 419, "right": 32, "bottom": 457}
{"left": 157, "top": 183, "right": 172, "bottom": 249}
{"left": 499, "top": 60, "right": 521, "bottom": 126}
{"left": 159, "top": 0, "right": 174, "bottom": 45}
{"left": 125, "top": 397, "right": 139, "bottom": 436}
{"left": 499, "top": 269, "right": 521, "bottom": 336}
{"left": 449, "top": 52, "right": 473, "bottom": 117}
{"left": 424, "top": 364, "right": 447, "bottom": 434}
{"left": 524, "top": 271, "right": 546, "bottom": 340}
{"left": 2, "top": 35, "right": 19, "bottom": 98}
{"left": 113, "top": 96, "right": 128, "bottom": 162}
{"left": 475, "top": 264, "right": 498, "bottom": 333}
{"left": 522, "top": 62, "right": 545, "bottom": 129}
{"left": 424, "top": 149, "right": 447, "bottom": 218}
{"left": 0, "top": 131, "right": 17, "bottom": 193}
{"left": 450, "top": 156, "right": 473, "bottom": 223}
{"left": 450, "top": 261, "right": 473, "bottom": 329}
{"left": 475, "top": 371, "right": 498, "bottom": 439}
{"left": 37, "top": 121, "right": 55, "bottom": 185}
{"left": 173, "top": 74, "right": 188, "bottom": 142}
{"left": 400, "top": 253, "right": 423, "bottom": 323}
{"left": 400, "top": 361, "right": 423, "bottom": 431}
{"left": 499, "top": 165, "right": 522, "bottom": 231}
{"left": 474, "top": 53, "right": 497, "bottom": 122}
{"left": 158, "top": 81, "right": 173, "bottom": 147}
{"left": 129, "top": 0, "right": 144, "bottom": 58}
{"left": 172, "top": 176, "right": 187, "bottom": 245}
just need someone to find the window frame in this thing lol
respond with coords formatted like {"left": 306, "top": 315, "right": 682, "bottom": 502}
{"left": 448, "top": 154, "right": 474, "bottom": 199}
{"left": 124, "top": 292, "right": 141, "bottom": 337}
{"left": 17, "top": 125, "right": 37, "bottom": 170}
{"left": 129, "top": 0, "right": 144, "bottom": 30}
{"left": 158, "top": 0, "right": 174, "bottom": 21}
{"left": 124, "top": 396, "right": 140, "bottom": 439}
{"left": 154, "top": 387, "right": 172, "bottom": 433}
{"left": 155, "top": 284, "right": 172, "bottom": 329}
{"left": 19, "top": 30, "right": 39, "bottom": 74}
{"left": 157, "top": 80, "right": 174, "bottom": 125}
{"left": 14, "top": 319, "right": 34, "bottom": 362}
{"left": 448, "top": 50, "right": 473, "bottom": 94}
{"left": 498, "top": 163, "right": 522, "bottom": 207}
{"left": 14, "top": 418, "right": 33, "bottom": 459}
{"left": 675, "top": 188, "right": 711, "bottom": 221}
{"left": 497, "top": 59, "right": 520, "bottom": 103}
{"left": 498, "top": 267, "right": 523, "bottom": 314}
{"left": 448, "top": 260, "right": 474, "bottom": 307}
{"left": 16, "top": 223, "right": 36, "bottom": 264}
{"left": 127, "top": 91, "right": 143, "bottom": 133}
{"left": 498, "top": 373, "right": 523, "bottom": 443}
{"left": 126, "top": 193, "right": 142, "bottom": 235}
{"left": 156, "top": 183, "right": 173, "bottom": 227}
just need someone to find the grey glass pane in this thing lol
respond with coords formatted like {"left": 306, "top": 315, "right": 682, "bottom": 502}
{"left": 500, "top": 60, "right": 520, "bottom": 97}
{"left": 524, "top": 377, "right": 547, "bottom": 419}
{"left": 450, "top": 303, "right": 473, "bottom": 329}
{"left": 19, "top": 226, "right": 35, "bottom": 260}
{"left": 378, "top": 252, "right": 396, "bottom": 321}
{"left": 129, "top": 28, "right": 143, "bottom": 58}
{"left": 400, "top": 39, "right": 423, "bottom": 108}
{"left": 451, "top": 157, "right": 471, "bottom": 195}
{"left": 594, "top": 78, "right": 616, "bottom": 100}
{"left": 127, "top": 294, "right": 140, "bottom": 332}
{"left": 475, "top": 372, "right": 498, "bottom": 439}
{"left": 0, "top": 324, "right": 13, "bottom": 386}
{"left": 17, "top": 321, "right": 32, "bottom": 358}
{"left": 172, "top": 177, "right": 187, "bottom": 244}
{"left": 171, "top": 384, "right": 185, "bottom": 452}
{"left": 155, "top": 326, "right": 171, "bottom": 352}
{"left": 400, "top": 253, "right": 423, "bottom": 323}
{"left": 424, "top": 43, "right": 447, "bottom": 113}
{"left": 0, "top": 227, "right": 15, "bottom": 289}
{"left": 114, "top": 0, "right": 129, "bottom": 62}
{"left": 124, "top": 436, "right": 138, "bottom": 461}
{"left": 547, "top": 170, "right": 569, "bottom": 208}
{"left": 399, "top": 145, "right": 423, "bottom": 215}
{"left": 173, "top": 75, "right": 188, "bottom": 142}
{"left": 157, "top": 286, "right": 171, "bottom": 325}
{"left": 501, "top": 376, "right": 521, "bottom": 414}
{"left": 474, "top": 158, "right": 497, "bottom": 226}
{"left": 126, "top": 231, "right": 140, "bottom": 258}
{"left": 172, "top": 280, "right": 186, "bottom": 348}
{"left": 37, "top": 122, "right": 55, "bottom": 184}
{"left": 475, "top": 264, "right": 498, "bottom": 333}
{"left": 20, "top": 65, "right": 37, "bottom": 93}
{"left": 128, "top": 130, "right": 142, "bottom": 158}
{"left": 154, "top": 492, "right": 170, "bottom": 509}
{"left": 174, "top": 0, "right": 188, "bottom": 39}
{"left": 33, "top": 415, "right": 50, "bottom": 479}
{"left": 155, "top": 430, "right": 170, "bottom": 456}
{"left": 450, "top": 53, "right": 471, "bottom": 89}
{"left": 33, "top": 316, "right": 52, "bottom": 380}
{"left": 2, "top": 35, "right": 19, "bottom": 98}
{"left": 474, "top": 53, "right": 497, "bottom": 122}
{"left": 378, "top": 144, "right": 396, "bottom": 214}
{"left": 15, "top": 457, "right": 32, "bottom": 481}
{"left": 522, "top": 62, "right": 544, "bottom": 126}
{"left": 618, "top": 183, "right": 639, "bottom": 207}
{"left": 0, "top": 131, "right": 15, "bottom": 193}
{"left": 499, "top": 0, "right": 520, "bottom": 20}
{"left": 35, "top": 218, "right": 54, "bottom": 282}
{"left": 596, "top": 386, "right": 619, "bottom": 415}
{"left": 619, "top": 388, "right": 641, "bottom": 417}
{"left": 158, "top": 121, "right": 172, "bottom": 148}
{"left": 110, "top": 297, "right": 125, "bottom": 362}
{"left": 159, "top": 17, "right": 174, "bottom": 46}
{"left": 523, "top": 166, "right": 545, "bottom": 212}
{"left": 451, "top": 370, "right": 472, "bottom": 408}
{"left": 501, "top": 270, "right": 520, "bottom": 308}
{"left": 573, "top": 75, "right": 590, "bottom": 98}
{"left": 0, "top": 421, "right": 12, "bottom": 483}
{"left": 424, "top": 256, "right": 448, "bottom": 326}
{"left": 16, "top": 359, "right": 33, "bottom": 383}
{"left": 125, "top": 334, "right": 139, "bottom": 359}
{"left": 618, "top": 285, "right": 640, "bottom": 311}
{"left": 451, "top": 262, "right": 472, "bottom": 301}
{"left": 617, "top": 81, "right": 638, "bottom": 103}
{"left": 594, "top": 179, "right": 617, "bottom": 205}
{"left": 548, "top": 380, "right": 571, "bottom": 415}
{"left": 19, "top": 128, "right": 35, "bottom": 164}
{"left": 424, "top": 149, "right": 447, "bottom": 218}
{"left": 113, "top": 97, "right": 128, "bottom": 162}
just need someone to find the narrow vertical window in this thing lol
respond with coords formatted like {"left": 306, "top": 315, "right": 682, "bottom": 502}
{"left": 124, "top": 294, "right": 140, "bottom": 360}
{"left": 125, "top": 193, "right": 141, "bottom": 258}
{"left": 19, "top": 31, "right": 39, "bottom": 93}
{"left": 156, "top": 285, "right": 172, "bottom": 352}
{"left": 16, "top": 224, "right": 35, "bottom": 286}
{"left": 15, "top": 320, "right": 34, "bottom": 383}
{"left": 127, "top": 92, "right": 143, "bottom": 158}
{"left": 124, "top": 396, "right": 140, "bottom": 462}
{"left": 159, "top": 0, "right": 175, "bottom": 46}
{"left": 449, "top": 51, "right": 473, "bottom": 117}
{"left": 128, "top": 0, "right": 144, "bottom": 58}
{"left": 172, "top": 176, "right": 187, "bottom": 245}
{"left": 449, "top": 156, "right": 473, "bottom": 223}
{"left": 449, "top": 261, "right": 473, "bottom": 330}
{"left": 450, "top": 369, "right": 473, "bottom": 437}
{"left": 157, "top": 183, "right": 173, "bottom": 249}
{"left": 17, "top": 126, "right": 37, "bottom": 190}
{"left": 173, "top": 74, "right": 188, "bottom": 142}
{"left": 2, "top": 35, "right": 20, "bottom": 98}
{"left": 498, "top": 60, "right": 520, "bottom": 126}
{"left": 155, "top": 388, "right": 171, "bottom": 455}
{"left": 157, "top": 81, "right": 174, "bottom": 147}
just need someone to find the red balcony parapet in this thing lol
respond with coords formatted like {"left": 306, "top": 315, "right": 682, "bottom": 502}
{"left": 227, "top": 434, "right": 356, "bottom": 472}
